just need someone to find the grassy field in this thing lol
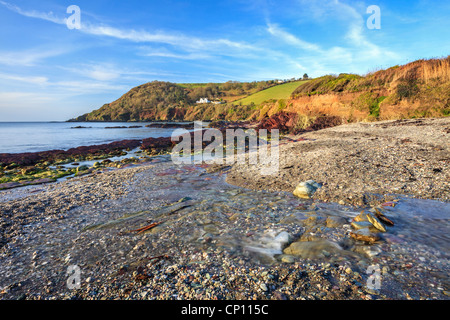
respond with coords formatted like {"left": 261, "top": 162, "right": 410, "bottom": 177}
{"left": 235, "top": 80, "right": 309, "bottom": 105}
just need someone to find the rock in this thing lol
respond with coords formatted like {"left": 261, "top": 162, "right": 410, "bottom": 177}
{"left": 273, "top": 291, "right": 288, "bottom": 300}
{"left": 76, "top": 165, "right": 89, "bottom": 172}
{"left": 351, "top": 221, "right": 376, "bottom": 230}
{"left": 245, "top": 231, "right": 292, "bottom": 258}
{"left": 259, "top": 283, "right": 268, "bottom": 291}
{"left": 353, "top": 211, "right": 369, "bottom": 222}
{"left": 203, "top": 224, "right": 220, "bottom": 235}
{"left": 326, "top": 216, "right": 347, "bottom": 228}
{"left": 280, "top": 255, "right": 295, "bottom": 263}
{"left": 283, "top": 240, "right": 343, "bottom": 259}
{"left": 256, "top": 112, "right": 300, "bottom": 132}
{"left": 293, "top": 180, "right": 322, "bottom": 199}
{"left": 0, "top": 139, "right": 141, "bottom": 168}
{"left": 355, "top": 245, "right": 382, "bottom": 258}
{"left": 350, "top": 228, "right": 380, "bottom": 244}
{"left": 367, "top": 213, "right": 387, "bottom": 232}
{"left": 302, "top": 214, "right": 322, "bottom": 227}
{"left": 279, "top": 214, "right": 299, "bottom": 224}
{"left": 21, "top": 167, "right": 37, "bottom": 175}
{"left": 374, "top": 208, "right": 394, "bottom": 226}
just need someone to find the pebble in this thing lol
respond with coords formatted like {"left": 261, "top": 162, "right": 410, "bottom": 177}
{"left": 259, "top": 283, "right": 268, "bottom": 291}
{"left": 0, "top": 153, "right": 448, "bottom": 301}
{"left": 293, "top": 180, "right": 321, "bottom": 199}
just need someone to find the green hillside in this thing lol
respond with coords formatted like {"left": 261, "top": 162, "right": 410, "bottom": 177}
{"left": 235, "top": 80, "right": 309, "bottom": 105}
{"left": 68, "top": 80, "right": 283, "bottom": 122}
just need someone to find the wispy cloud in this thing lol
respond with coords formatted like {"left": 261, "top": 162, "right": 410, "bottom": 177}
{"left": 0, "top": 72, "right": 48, "bottom": 85}
{"left": 0, "top": 1, "right": 257, "bottom": 55}
{"left": 0, "top": 48, "right": 67, "bottom": 66}
{"left": 83, "top": 24, "right": 256, "bottom": 52}
{"left": 267, "top": 23, "right": 321, "bottom": 52}
{"left": 58, "top": 63, "right": 122, "bottom": 82}
{"left": 137, "top": 47, "right": 211, "bottom": 60}
{"left": 0, "top": 0, "right": 65, "bottom": 24}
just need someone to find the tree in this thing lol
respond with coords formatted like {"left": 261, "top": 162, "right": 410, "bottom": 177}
{"left": 303, "top": 73, "right": 309, "bottom": 80}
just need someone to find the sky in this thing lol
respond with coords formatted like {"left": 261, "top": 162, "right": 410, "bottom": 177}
{"left": 0, "top": 0, "right": 449, "bottom": 121}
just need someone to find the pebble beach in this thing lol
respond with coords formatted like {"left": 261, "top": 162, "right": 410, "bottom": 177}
{"left": 0, "top": 118, "right": 449, "bottom": 300}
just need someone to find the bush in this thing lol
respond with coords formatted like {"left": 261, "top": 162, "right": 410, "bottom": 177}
{"left": 396, "top": 81, "right": 419, "bottom": 99}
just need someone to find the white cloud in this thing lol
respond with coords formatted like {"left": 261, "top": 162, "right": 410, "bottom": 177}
{"left": 138, "top": 47, "right": 211, "bottom": 60}
{"left": 0, "top": 0, "right": 65, "bottom": 24}
{"left": 59, "top": 64, "right": 121, "bottom": 82}
{"left": 267, "top": 23, "right": 321, "bottom": 52}
{"left": 0, "top": 72, "right": 48, "bottom": 85}
{"left": 0, "top": 49, "right": 67, "bottom": 66}
{"left": 1, "top": 1, "right": 257, "bottom": 55}
{"left": 0, "top": 91, "right": 54, "bottom": 103}
{"left": 50, "top": 80, "right": 129, "bottom": 93}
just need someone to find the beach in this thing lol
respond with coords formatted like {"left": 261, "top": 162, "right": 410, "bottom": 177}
{"left": 0, "top": 118, "right": 449, "bottom": 300}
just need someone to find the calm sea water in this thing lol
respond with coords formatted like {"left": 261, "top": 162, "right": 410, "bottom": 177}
{"left": 0, "top": 122, "right": 184, "bottom": 154}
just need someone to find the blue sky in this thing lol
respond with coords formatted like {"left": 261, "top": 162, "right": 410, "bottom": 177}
{"left": 0, "top": 0, "right": 449, "bottom": 121}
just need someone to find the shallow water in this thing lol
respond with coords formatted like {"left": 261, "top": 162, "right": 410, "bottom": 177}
{"left": 0, "top": 157, "right": 448, "bottom": 299}
{"left": 0, "top": 122, "right": 181, "bottom": 153}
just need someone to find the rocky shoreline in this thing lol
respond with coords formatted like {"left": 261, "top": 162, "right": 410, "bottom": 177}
{"left": 227, "top": 117, "right": 449, "bottom": 206}
{"left": 0, "top": 118, "right": 448, "bottom": 301}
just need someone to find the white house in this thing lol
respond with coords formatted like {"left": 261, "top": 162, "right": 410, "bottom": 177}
{"left": 196, "top": 98, "right": 211, "bottom": 104}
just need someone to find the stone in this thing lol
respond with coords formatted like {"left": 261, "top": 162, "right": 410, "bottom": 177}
{"left": 76, "top": 165, "right": 89, "bottom": 172}
{"left": 283, "top": 240, "right": 343, "bottom": 259}
{"left": 367, "top": 213, "right": 387, "bottom": 232}
{"left": 280, "top": 255, "right": 295, "bottom": 263}
{"left": 354, "top": 245, "right": 382, "bottom": 258}
{"left": 256, "top": 112, "right": 300, "bottom": 132}
{"left": 326, "top": 216, "right": 347, "bottom": 228}
{"left": 279, "top": 215, "right": 299, "bottom": 224}
{"left": 302, "top": 215, "right": 321, "bottom": 227}
{"left": 21, "top": 167, "right": 37, "bottom": 175}
{"left": 353, "top": 211, "right": 369, "bottom": 222}
{"left": 351, "top": 221, "right": 376, "bottom": 230}
{"left": 374, "top": 208, "right": 394, "bottom": 226}
{"left": 293, "top": 180, "right": 322, "bottom": 199}
{"left": 350, "top": 228, "right": 380, "bottom": 244}
{"left": 203, "top": 224, "right": 220, "bottom": 235}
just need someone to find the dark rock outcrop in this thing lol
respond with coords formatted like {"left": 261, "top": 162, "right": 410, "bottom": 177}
{"left": 0, "top": 140, "right": 141, "bottom": 167}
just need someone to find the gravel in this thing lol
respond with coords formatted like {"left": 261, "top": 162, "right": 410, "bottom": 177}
{"left": 0, "top": 118, "right": 448, "bottom": 300}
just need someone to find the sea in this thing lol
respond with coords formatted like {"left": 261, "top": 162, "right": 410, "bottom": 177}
{"left": 0, "top": 122, "right": 188, "bottom": 154}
